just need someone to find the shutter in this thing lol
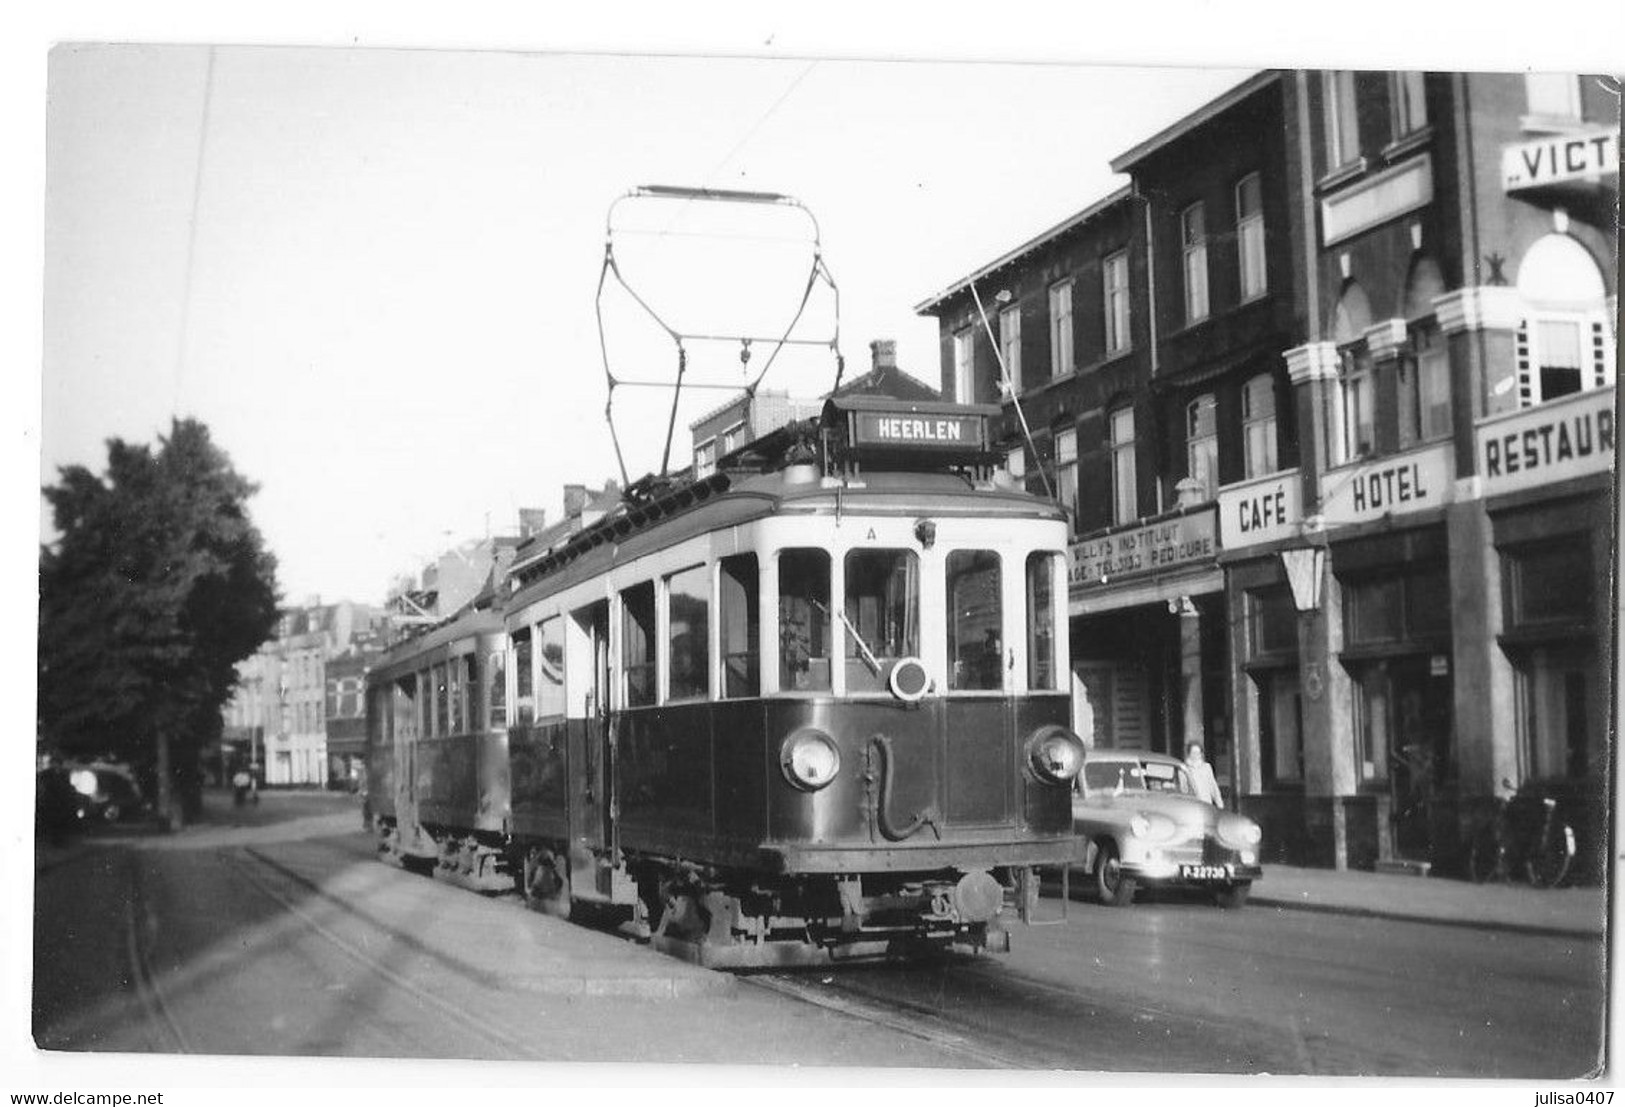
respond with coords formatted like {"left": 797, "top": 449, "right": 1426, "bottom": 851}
{"left": 1515, "top": 319, "right": 1535, "bottom": 406}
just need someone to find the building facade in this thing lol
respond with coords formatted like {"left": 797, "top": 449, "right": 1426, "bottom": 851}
{"left": 918, "top": 69, "right": 1616, "bottom": 871}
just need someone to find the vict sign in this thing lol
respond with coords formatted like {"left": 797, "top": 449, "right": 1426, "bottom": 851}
{"left": 1503, "top": 129, "right": 1618, "bottom": 193}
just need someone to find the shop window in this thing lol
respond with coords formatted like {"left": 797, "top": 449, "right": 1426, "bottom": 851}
{"left": 1242, "top": 374, "right": 1278, "bottom": 479}
{"left": 1344, "top": 575, "right": 1403, "bottom": 644}
{"left": 1104, "top": 250, "right": 1131, "bottom": 354}
{"left": 1515, "top": 646, "right": 1590, "bottom": 781}
{"left": 1055, "top": 426, "right": 1080, "bottom": 533}
{"left": 1344, "top": 565, "right": 1450, "bottom": 646}
{"left": 1109, "top": 407, "right": 1137, "bottom": 525}
{"left": 1247, "top": 586, "right": 1297, "bottom": 660}
{"left": 1257, "top": 669, "right": 1304, "bottom": 785}
{"left": 719, "top": 554, "right": 759, "bottom": 699}
{"left": 1185, "top": 394, "right": 1218, "bottom": 500}
{"left": 1506, "top": 543, "right": 1592, "bottom": 629}
{"left": 486, "top": 650, "right": 506, "bottom": 729}
{"left": 953, "top": 330, "right": 975, "bottom": 403}
{"left": 946, "top": 550, "right": 1002, "bottom": 692}
{"left": 1390, "top": 71, "right": 1428, "bottom": 136}
{"left": 512, "top": 628, "right": 534, "bottom": 725}
{"left": 1026, "top": 552, "right": 1059, "bottom": 691}
{"left": 779, "top": 548, "right": 832, "bottom": 691}
{"left": 1049, "top": 280, "right": 1074, "bottom": 378}
{"left": 1236, "top": 173, "right": 1267, "bottom": 301}
{"left": 1351, "top": 663, "right": 1391, "bottom": 783}
{"left": 666, "top": 565, "right": 710, "bottom": 702}
{"left": 1182, "top": 202, "right": 1209, "bottom": 323}
{"left": 621, "top": 582, "right": 657, "bottom": 708}
{"left": 537, "top": 616, "right": 566, "bottom": 718}
{"left": 999, "top": 304, "right": 1022, "bottom": 393}
{"left": 1323, "top": 70, "right": 1360, "bottom": 168}
{"left": 844, "top": 549, "right": 920, "bottom": 693}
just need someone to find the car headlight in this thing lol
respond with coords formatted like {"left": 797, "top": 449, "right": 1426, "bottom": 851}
{"left": 69, "top": 769, "right": 98, "bottom": 798}
{"left": 1026, "top": 726, "right": 1086, "bottom": 785}
{"left": 780, "top": 729, "right": 841, "bottom": 791}
{"left": 1129, "top": 814, "right": 1152, "bottom": 838}
{"left": 1218, "top": 816, "right": 1263, "bottom": 849}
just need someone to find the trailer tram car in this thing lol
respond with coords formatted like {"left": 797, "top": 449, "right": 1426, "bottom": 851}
{"left": 369, "top": 396, "right": 1088, "bottom": 966}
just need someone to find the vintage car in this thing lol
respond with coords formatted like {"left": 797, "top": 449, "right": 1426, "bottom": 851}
{"left": 66, "top": 761, "right": 148, "bottom": 824}
{"left": 1072, "top": 751, "right": 1263, "bottom": 908}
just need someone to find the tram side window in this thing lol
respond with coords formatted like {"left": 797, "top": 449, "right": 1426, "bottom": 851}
{"left": 1027, "top": 552, "right": 1059, "bottom": 691}
{"left": 947, "top": 550, "right": 1003, "bottom": 691}
{"left": 719, "top": 554, "right": 760, "bottom": 698}
{"left": 512, "top": 629, "right": 535, "bottom": 725}
{"left": 845, "top": 549, "right": 920, "bottom": 693}
{"left": 392, "top": 676, "right": 417, "bottom": 741}
{"left": 779, "top": 549, "right": 832, "bottom": 692}
{"left": 537, "top": 616, "right": 566, "bottom": 719}
{"left": 434, "top": 662, "right": 450, "bottom": 737}
{"left": 622, "top": 582, "right": 657, "bottom": 708}
{"left": 448, "top": 655, "right": 466, "bottom": 735}
{"left": 487, "top": 650, "right": 506, "bottom": 730}
{"left": 667, "top": 565, "right": 710, "bottom": 702}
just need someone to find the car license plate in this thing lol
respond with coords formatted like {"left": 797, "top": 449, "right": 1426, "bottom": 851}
{"left": 1179, "top": 864, "right": 1233, "bottom": 881}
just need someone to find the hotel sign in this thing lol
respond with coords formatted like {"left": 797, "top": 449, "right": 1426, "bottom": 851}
{"left": 1477, "top": 387, "right": 1616, "bottom": 497}
{"left": 1069, "top": 508, "right": 1218, "bottom": 589}
{"left": 1321, "top": 442, "right": 1453, "bottom": 526}
{"left": 1503, "top": 130, "right": 1618, "bottom": 194}
{"left": 1219, "top": 470, "right": 1303, "bottom": 549}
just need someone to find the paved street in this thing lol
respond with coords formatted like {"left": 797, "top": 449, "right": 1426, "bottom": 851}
{"left": 33, "top": 790, "right": 1606, "bottom": 1076}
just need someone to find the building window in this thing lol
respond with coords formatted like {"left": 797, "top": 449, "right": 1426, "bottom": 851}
{"left": 1525, "top": 73, "right": 1581, "bottom": 121}
{"left": 953, "top": 330, "right": 975, "bottom": 403}
{"left": 1108, "top": 406, "right": 1137, "bottom": 525}
{"left": 999, "top": 304, "right": 1022, "bottom": 393}
{"left": 1514, "top": 233, "right": 1615, "bottom": 407}
{"left": 1506, "top": 542, "right": 1592, "bottom": 629}
{"left": 779, "top": 549, "right": 832, "bottom": 692}
{"left": 1236, "top": 174, "right": 1266, "bottom": 301}
{"left": 1103, "top": 250, "right": 1131, "bottom": 354}
{"left": 945, "top": 550, "right": 1002, "bottom": 692}
{"left": 1185, "top": 394, "right": 1217, "bottom": 500}
{"left": 1048, "top": 280, "right": 1074, "bottom": 378}
{"left": 1181, "top": 203, "right": 1209, "bottom": 324}
{"left": 694, "top": 438, "right": 717, "bottom": 479}
{"left": 719, "top": 554, "right": 759, "bottom": 699}
{"left": 1054, "top": 427, "right": 1079, "bottom": 533}
{"left": 1391, "top": 71, "right": 1428, "bottom": 136}
{"left": 720, "top": 423, "right": 744, "bottom": 456}
{"left": 1323, "top": 70, "right": 1360, "bottom": 168}
{"left": 1399, "top": 324, "right": 1452, "bottom": 448}
{"left": 1340, "top": 347, "right": 1375, "bottom": 461}
{"left": 1242, "top": 374, "right": 1278, "bottom": 479}
{"left": 1258, "top": 669, "right": 1304, "bottom": 786}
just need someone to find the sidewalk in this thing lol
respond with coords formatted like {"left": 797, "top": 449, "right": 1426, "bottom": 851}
{"left": 1250, "top": 863, "right": 1607, "bottom": 939}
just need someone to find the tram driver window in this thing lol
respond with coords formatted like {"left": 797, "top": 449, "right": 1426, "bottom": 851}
{"left": 844, "top": 549, "right": 920, "bottom": 693}
{"left": 779, "top": 549, "right": 832, "bottom": 692}
{"left": 621, "top": 582, "right": 657, "bottom": 708}
{"left": 946, "top": 549, "right": 1002, "bottom": 691}
{"left": 719, "top": 554, "right": 760, "bottom": 698}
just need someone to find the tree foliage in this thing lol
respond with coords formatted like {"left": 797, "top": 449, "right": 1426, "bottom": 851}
{"left": 39, "top": 419, "right": 280, "bottom": 798}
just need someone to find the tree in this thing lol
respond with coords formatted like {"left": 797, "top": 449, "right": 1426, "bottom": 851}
{"left": 39, "top": 418, "right": 280, "bottom": 826}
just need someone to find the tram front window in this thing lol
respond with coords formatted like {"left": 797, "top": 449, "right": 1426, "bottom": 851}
{"left": 779, "top": 549, "right": 831, "bottom": 692}
{"left": 947, "top": 550, "right": 1002, "bottom": 691}
{"left": 844, "top": 549, "right": 919, "bottom": 693}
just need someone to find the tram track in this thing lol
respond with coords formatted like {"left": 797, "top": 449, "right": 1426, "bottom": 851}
{"left": 123, "top": 857, "right": 191, "bottom": 1053}
{"left": 223, "top": 845, "right": 548, "bottom": 1061}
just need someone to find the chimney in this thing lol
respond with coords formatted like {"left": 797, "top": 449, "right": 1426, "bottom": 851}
{"left": 869, "top": 339, "right": 897, "bottom": 374}
{"left": 518, "top": 508, "right": 548, "bottom": 537}
{"left": 564, "top": 484, "right": 587, "bottom": 518}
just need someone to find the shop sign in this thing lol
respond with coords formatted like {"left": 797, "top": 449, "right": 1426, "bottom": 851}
{"left": 1476, "top": 386, "right": 1615, "bottom": 497}
{"left": 1218, "top": 470, "right": 1302, "bottom": 549}
{"left": 1068, "top": 508, "right": 1218, "bottom": 589}
{"left": 1502, "top": 130, "right": 1618, "bottom": 194}
{"left": 1320, "top": 442, "right": 1453, "bottom": 526}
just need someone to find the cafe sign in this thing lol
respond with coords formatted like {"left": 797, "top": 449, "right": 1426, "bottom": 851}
{"left": 1502, "top": 129, "right": 1618, "bottom": 194}
{"left": 1069, "top": 508, "right": 1218, "bottom": 589}
{"left": 1218, "top": 470, "right": 1303, "bottom": 549}
{"left": 1476, "top": 386, "right": 1615, "bottom": 497}
{"left": 1321, "top": 442, "right": 1453, "bottom": 526}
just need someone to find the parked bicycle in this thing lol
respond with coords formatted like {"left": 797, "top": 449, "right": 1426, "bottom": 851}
{"left": 1467, "top": 779, "right": 1576, "bottom": 888}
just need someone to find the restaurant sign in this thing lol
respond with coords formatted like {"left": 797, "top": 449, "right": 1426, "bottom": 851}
{"left": 1476, "top": 386, "right": 1615, "bottom": 497}
{"left": 1069, "top": 508, "right": 1218, "bottom": 590}
{"left": 1321, "top": 442, "right": 1453, "bottom": 526}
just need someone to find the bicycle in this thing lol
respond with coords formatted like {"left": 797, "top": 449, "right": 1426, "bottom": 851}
{"left": 1467, "top": 779, "right": 1576, "bottom": 888}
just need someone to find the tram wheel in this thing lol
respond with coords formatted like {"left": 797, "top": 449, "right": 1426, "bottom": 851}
{"left": 522, "top": 847, "right": 572, "bottom": 918}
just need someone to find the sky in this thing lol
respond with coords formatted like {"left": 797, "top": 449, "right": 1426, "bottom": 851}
{"left": 42, "top": 46, "right": 1256, "bottom": 607}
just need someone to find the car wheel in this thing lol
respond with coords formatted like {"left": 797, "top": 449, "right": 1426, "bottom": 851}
{"left": 1094, "top": 841, "right": 1136, "bottom": 907}
{"left": 1214, "top": 881, "right": 1251, "bottom": 909}
{"left": 101, "top": 803, "right": 122, "bottom": 824}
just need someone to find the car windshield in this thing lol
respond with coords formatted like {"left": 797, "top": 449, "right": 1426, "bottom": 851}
{"left": 1082, "top": 759, "right": 1195, "bottom": 796}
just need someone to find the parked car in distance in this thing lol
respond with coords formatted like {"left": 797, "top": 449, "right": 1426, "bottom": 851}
{"left": 1072, "top": 750, "right": 1263, "bottom": 908}
{"left": 66, "top": 761, "right": 148, "bottom": 824}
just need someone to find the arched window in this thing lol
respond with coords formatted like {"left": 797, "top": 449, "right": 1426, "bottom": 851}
{"left": 1333, "top": 282, "right": 1374, "bottom": 463}
{"left": 1400, "top": 256, "right": 1451, "bottom": 448}
{"left": 1516, "top": 234, "right": 1614, "bottom": 407}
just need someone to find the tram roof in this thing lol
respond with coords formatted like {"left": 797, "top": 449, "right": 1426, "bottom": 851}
{"left": 371, "top": 606, "right": 505, "bottom": 682}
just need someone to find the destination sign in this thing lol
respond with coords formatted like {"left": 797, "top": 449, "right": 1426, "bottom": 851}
{"left": 852, "top": 411, "right": 985, "bottom": 450}
{"left": 1321, "top": 442, "right": 1452, "bottom": 525}
{"left": 1502, "top": 129, "right": 1618, "bottom": 194}
{"left": 1477, "top": 387, "right": 1615, "bottom": 497}
{"left": 1069, "top": 508, "right": 1218, "bottom": 589}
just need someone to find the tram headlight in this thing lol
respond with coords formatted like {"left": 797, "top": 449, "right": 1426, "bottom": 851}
{"left": 1026, "top": 726, "right": 1086, "bottom": 785}
{"left": 780, "top": 729, "right": 841, "bottom": 792}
